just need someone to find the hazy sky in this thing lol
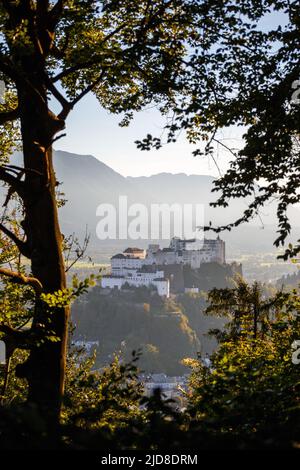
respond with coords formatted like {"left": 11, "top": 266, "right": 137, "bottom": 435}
{"left": 55, "top": 10, "right": 287, "bottom": 178}
{"left": 55, "top": 93, "right": 242, "bottom": 177}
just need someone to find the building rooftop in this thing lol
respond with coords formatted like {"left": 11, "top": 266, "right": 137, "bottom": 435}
{"left": 171, "top": 237, "right": 196, "bottom": 242}
{"left": 124, "top": 247, "right": 144, "bottom": 253}
{"left": 111, "top": 253, "right": 126, "bottom": 259}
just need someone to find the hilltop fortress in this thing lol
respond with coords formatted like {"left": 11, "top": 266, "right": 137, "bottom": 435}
{"left": 101, "top": 237, "right": 230, "bottom": 297}
{"left": 146, "top": 236, "right": 225, "bottom": 268}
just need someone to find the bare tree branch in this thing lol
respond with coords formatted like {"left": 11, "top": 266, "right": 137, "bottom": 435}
{"left": 44, "top": 74, "right": 70, "bottom": 109}
{"left": 212, "top": 137, "right": 238, "bottom": 160}
{"left": 0, "top": 224, "right": 30, "bottom": 258}
{"left": 0, "top": 167, "right": 25, "bottom": 196}
{"left": 52, "top": 60, "right": 97, "bottom": 83}
{"left": 2, "top": 164, "right": 43, "bottom": 177}
{"left": 51, "top": 132, "right": 66, "bottom": 145}
{"left": 0, "top": 324, "right": 32, "bottom": 352}
{"left": 48, "top": 0, "right": 65, "bottom": 30}
{"left": 0, "top": 323, "right": 26, "bottom": 338}
{"left": 0, "top": 107, "right": 19, "bottom": 125}
{"left": 58, "top": 71, "right": 106, "bottom": 120}
{"left": 0, "top": 267, "right": 43, "bottom": 294}
{"left": 65, "top": 229, "right": 90, "bottom": 273}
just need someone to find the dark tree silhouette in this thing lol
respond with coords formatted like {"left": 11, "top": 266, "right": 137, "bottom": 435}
{"left": 0, "top": 0, "right": 297, "bottom": 429}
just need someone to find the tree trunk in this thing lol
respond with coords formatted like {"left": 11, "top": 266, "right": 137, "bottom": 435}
{"left": 15, "top": 64, "right": 68, "bottom": 427}
{"left": 253, "top": 303, "right": 258, "bottom": 341}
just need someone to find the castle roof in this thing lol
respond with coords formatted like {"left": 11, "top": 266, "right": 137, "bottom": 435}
{"left": 172, "top": 237, "right": 196, "bottom": 243}
{"left": 124, "top": 247, "right": 144, "bottom": 253}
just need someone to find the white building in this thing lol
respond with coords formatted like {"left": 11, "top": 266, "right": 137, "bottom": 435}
{"left": 145, "top": 236, "right": 225, "bottom": 269}
{"left": 111, "top": 253, "right": 143, "bottom": 276}
{"left": 101, "top": 267, "right": 170, "bottom": 297}
{"left": 144, "top": 248, "right": 177, "bottom": 266}
{"left": 103, "top": 237, "right": 225, "bottom": 297}
{"left": 199, "top": 237, "right": 225, "bottom": 264}
{"left": 170, "top": 237, "right": 202, "bottom": 251}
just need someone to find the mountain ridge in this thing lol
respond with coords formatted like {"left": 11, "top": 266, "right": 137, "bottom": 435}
{"left": 4, "top": 150, "right": 300, "bottom": 257}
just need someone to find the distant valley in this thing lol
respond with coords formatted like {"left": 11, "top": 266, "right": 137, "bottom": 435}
{"left": 5, "top": 150, "right": 300, "bottom": 281}
{"left": 52, "top": 151, "right": 300, "bottom": 254}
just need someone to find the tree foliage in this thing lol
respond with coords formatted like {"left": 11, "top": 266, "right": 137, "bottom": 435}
{"left": 0, "top": 0, "right": 299, "bottom": 447}
{"left": 0, "top": 0, "right": 206, "bottom": 419}
{"left": 186, "top": 280, "right": 300, "bottom": 448}
{"left": 137, "top": 1, "right": 300, "bottom": 257}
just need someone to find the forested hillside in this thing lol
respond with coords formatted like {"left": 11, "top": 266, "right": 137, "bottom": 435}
{"left": 72, "top": 283, "right": 227, "bottom": 374}
{"left": 72, "top": 287, "right": 198, "bottom": 375}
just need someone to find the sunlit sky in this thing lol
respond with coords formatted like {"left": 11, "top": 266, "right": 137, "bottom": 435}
{"left": 55, "top": 94, "right": 242, "bottom": 177}
{"left": 55, "top": 9, "right": 287, "bottom": 178}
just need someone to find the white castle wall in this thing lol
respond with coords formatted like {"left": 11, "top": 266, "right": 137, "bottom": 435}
{"left": 104, "top": 237, "right": 225, "bottom": 298}
{"left": 101, "top": 269, "right": 170, "bottom": 297}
